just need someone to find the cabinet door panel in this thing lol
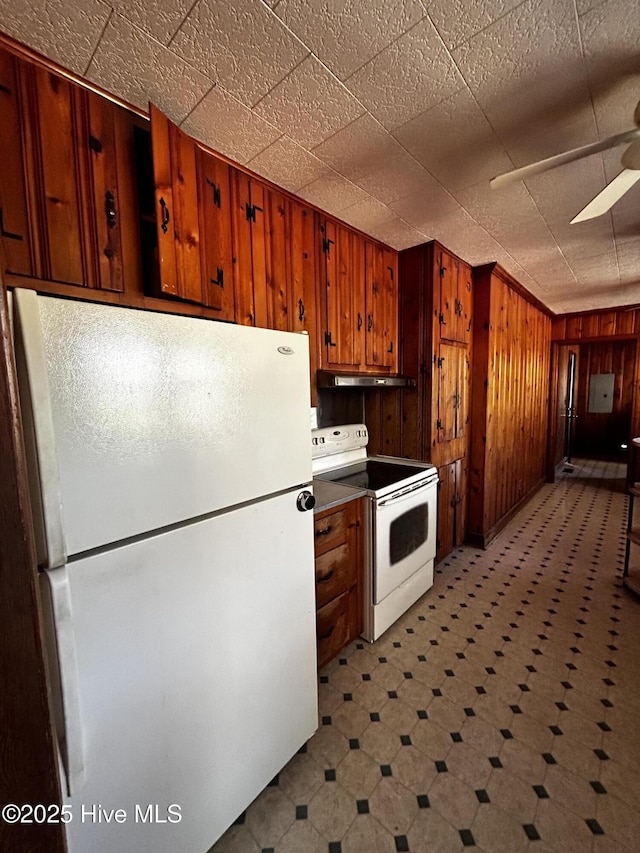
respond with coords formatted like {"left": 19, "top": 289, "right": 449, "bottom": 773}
{"left": 457, "top": 261, "right": 473, "bottom": 344}
{"left": 230, "top": 169, "right": 256, "bottom": 325}
{"left": 150, "top": 103, "right": 202, "bottom": 303}
{"left": 454, "top": 457, "right": 468, "bottom": 548}
{"left": 437, "top": 248, "right": 457, "bottom": 341}
{"left": 365, "top": 240, "right": 383, "bottom": 367}
{"left": 323, "top": 219, "right": 364, "bottom": 367}
{"left": 86, "top": 90, "right": 124, "bottom": 292}
{"left": 0, "top": 50, "right": 34, "bottom": 277}
{"left": 197, "top": 148, "right": 235, "bottom": 319}
{"left": 437, "top": 462, "right": 455, "bottom": 562}
{"left": 381, "top": 247, "right": 398, "bottom": 370}
{"left": 260, "top": 185, "right": 289, "bottom": 332}
{"left": 29, "top": 66, "right": 89, "bottom": 286}
{"left": 438, "top": 343, "right": 467, "bottom": 443}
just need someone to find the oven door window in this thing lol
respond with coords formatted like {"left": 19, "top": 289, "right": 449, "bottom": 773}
{"left": 374, "top": 482, "right": 437, "bottom": 605}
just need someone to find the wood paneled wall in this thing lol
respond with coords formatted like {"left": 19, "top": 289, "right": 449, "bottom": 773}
{"left": 470, "top": 265, "right": 552, "bottom": 546}
{"left": 573, "top": 340, "right": 636, "bottom": 458}
{"left": 551, "top": 304, "right": 640, "bottom": 467}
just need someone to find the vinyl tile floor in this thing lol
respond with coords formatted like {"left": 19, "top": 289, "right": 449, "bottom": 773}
{"left": 211, "top": 459, "right": 640, "bottom": 853}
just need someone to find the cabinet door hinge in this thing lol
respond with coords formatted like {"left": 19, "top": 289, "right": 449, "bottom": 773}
{"left": 210, "top": 267, "right": 224, "bottom": 288}
{"left": 325, "top": 331, "right": 337, "bottom": 347}
{"left": 206, "top": 178, "right": 221, "bottom": 208}
{"left": 439, "top": 312, "right": 446, "bottom": 325}
{"left": 322, "top": 237, "right": 335, "bottom": 254}
{"left": 436, "top": 419, "right": 443, "bottom": 430}
{"left": 437, "top": 356, "right": 444, "bottom": 368}
{"left": 387, "top": 265, "right": 394, "bottom": 280}
{"left": 246, "top": 203, "right": 262, "bottom": 222}
{"left": 439, "top": 265, "right": 446, "bottom": 278}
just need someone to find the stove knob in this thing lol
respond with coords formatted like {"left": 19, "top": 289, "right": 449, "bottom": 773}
{"left": 296, "top": 490, "right": 316, "bottom": 512}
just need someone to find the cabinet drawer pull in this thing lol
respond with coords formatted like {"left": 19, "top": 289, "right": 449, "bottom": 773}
{"left": 105, "top": 191, "right": 117, "bottom": 230}
{"left": 159, "top": 197, "right": 170, "bottom": 233}
{"left": 319, "top": 625, "right": 335, "bottom": 641}
{"left": 315, "top": 525, "right": 333, "bottom": 538}
{"left": 317, "top": 570, "right": 334, "bottom": 584}
{"left": 298, "top": 298, "right": 305, "bottom": 322}
{"left": 367, "top": 314, "right": 373, "bottom": 332}
{"left": 357, "top": 313, "right": 363, "bottom": 331}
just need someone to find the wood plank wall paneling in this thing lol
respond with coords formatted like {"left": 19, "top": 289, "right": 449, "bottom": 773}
{"left": 573, "top": 340, "right": 636, "bottom": 458}
{"left": 470, "top": 267, "right": 552, "bottom": 545}
{"left": 551, "top": 303, "right": 640, "bottom": 472}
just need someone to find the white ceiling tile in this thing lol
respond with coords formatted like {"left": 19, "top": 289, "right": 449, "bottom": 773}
{"left": 296, "top": 171, "right": 371, "bottom": 214}
{"left": 0, "top": 0, "right": 110, "bottom": 75}
{"left": 355, "top": 152, "right": 450, "bottom": 205}
{"left": 106, "top": 0, "right": 192, "bottom": 45}
{"left": 505, "top": 104, "right": 600, "bottom": 168}
{"left": 616, "top": 242, "right": 640, "bottom": 282}
{"left": 86, "top": 14, "right": 212, "bottom": 122}
{"left": 180, "top": 86, "right": 282, "bottom": 165}
{"left": 579, "top": 0, "right": 640, "bottom": 84}
{"left": 311, "top": 115, "right": 405, "bottom": 181}
{"left": 611, "top": 204, "right": 640, "bottom": 246}
{"left": 389, "top": 185, "right": 462, "bottom": 233}
{"left": 345, "top": 18, "right": 465, "bottom": 130}
{"left": 550, "top": 218, "right": 616, "bottom": 262}
{"left": 365, "top": 218, "right": 428, "bottom": 251}
{"left": 246, "top": 137, "right": 331, "bottom": 192}
{"left": 452, "top": 0, "right": 590, "bottom": 146}
{"left": 274, "top": 0, "right": 425, "bottom": 80}
{"left": 427, "top": 0, "right": 526, "bottom": 50}
{"left": 339, "top": 198, "right": 398, "bottom": 233}
{"left": 394, "top": 88, "right": 514, "bottom": 191}
{"left": 523, "top": 158, "right": 608, "bottom": 226}
{"left": 252, "top": 56, "right": 365, "bottom": 149}
{"left": 575, "top": 0, "right": 608, "bottom": 16}
{"left": 169, "top": 0, "right": 308, "bottom": 108}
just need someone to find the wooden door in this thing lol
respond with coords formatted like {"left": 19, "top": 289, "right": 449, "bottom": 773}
{"left": 150, "top": 103, "right": 202, "bottom": 303}
{"left": 437, "top": 343, "right": 468, "bottom": 444}
{"left": 456, "top": 260, "right": 473, "bottom": 344}
{"left": 364, "top": 242, "right": 398, "bottom": 371}
{"left": 254, "top": 181, "right": 290, "bottom": 331}
{"left": 0, "top": 49, "right": 34, "bottom": 277}
{"left": 21, "top": 63, "right": 93, "bottom": 287}
{"left": 289, "top": 199, "right": 318, "bottom": 399}
{"left": 436, "top": 247, "right": 458, "bottom": 342}
{"left": 230, "top": 169, "right": 256, "bottom": 325}
{"left": 196, "top": 147, "right": 235, "bottom": 320}
{"left": 84, "top": 90, "right": 126, "bottom": 292}
{"left": 322, "top": 218, "right": 365, "bottom": 367}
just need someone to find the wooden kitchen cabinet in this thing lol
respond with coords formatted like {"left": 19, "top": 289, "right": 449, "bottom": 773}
{"left": 365, "top": 240, "right": 473, "bottom": 560}
{"left": 437, "top": 458, "right": 468, "bottom": 562}
{"left": 0, "top": 44, "right": 137, "bottom": 292}
{"left": 319, "top": 217, "right": 398, "bottom": 373}
{"left": 438, "top": 246, "right": 472, "bottom": 345}
{"left": 314, "top": 499, "right": 363, "bottom": 669}
{"left": 365, "top": 241, "right": 398, "bottom": 371}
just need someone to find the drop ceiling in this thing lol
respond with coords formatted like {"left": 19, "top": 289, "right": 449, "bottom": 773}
{"left": 2, "top": 0, "right": 638, "bottom": 314}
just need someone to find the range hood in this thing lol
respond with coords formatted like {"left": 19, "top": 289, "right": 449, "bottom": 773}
{"left": 317, "top": 370, "right": 415, "bottom": 388}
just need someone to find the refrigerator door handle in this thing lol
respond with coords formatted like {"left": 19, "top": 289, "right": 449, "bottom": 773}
{"left": 40, "top": 568, "right": 86, "bottom": 795}
{"left": 13, "top": 289, "right": 66, "bottom": 569}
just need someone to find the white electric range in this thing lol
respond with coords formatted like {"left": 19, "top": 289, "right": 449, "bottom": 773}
{"left": 312, "top": 424, "right": 438, "bottom": 642}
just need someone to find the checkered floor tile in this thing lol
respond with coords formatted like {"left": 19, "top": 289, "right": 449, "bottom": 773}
{"left": 211, "top": 459, "right": 640, "bottom": 852}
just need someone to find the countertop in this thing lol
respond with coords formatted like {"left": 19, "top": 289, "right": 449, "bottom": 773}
{"left": 313, "top": 479, "right": 367, "bottom": 513}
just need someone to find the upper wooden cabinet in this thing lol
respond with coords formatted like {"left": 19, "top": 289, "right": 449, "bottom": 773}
{"left": 0, "top": 46, "right": 136, "bottom": 291}
{"left": 365, "top": 241, "right": 397, "bottom": 371}
{"left": 437, "top": 246, "right": 472, "bottom": 344}
{"left": 150, "top": 103, "right": 203, "bottom": 304}
{"left": 319, "top": 217, "right": 397, "bottom": 373}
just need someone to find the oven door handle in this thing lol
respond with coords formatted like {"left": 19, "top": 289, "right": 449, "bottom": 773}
{"left": 377, "top": 475, "right": 438, "bottom": 507}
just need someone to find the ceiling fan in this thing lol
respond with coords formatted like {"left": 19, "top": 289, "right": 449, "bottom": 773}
{"left": 490, "top": 101, "right": 640, "bottom": 223}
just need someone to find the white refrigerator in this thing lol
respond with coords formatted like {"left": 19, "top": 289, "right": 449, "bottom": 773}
{"left": 12, "top": 289, "right": 318, "bottom": 853}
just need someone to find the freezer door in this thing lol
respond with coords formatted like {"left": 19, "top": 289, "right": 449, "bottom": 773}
{"left": 14, "top": 290, "right": 312, "bottom": 562}
{"left": 42, "top": 489, "right": 318, "bottom": 853}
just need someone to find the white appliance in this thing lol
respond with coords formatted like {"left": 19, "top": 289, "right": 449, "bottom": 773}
{"left": 312, "top": 424, "right": 438, "bottom": 642}
{"left": 12, "top": 289, "right": 318, "bottom": 853}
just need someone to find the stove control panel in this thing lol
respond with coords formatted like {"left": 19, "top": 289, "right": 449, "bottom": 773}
{"left": 311, "top": 423, "right": 369, "bottom": 458}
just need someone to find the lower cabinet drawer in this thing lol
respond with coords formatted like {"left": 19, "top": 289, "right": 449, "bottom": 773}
{"left": 315, "top": 542, "right": 355, "bottom": 608}
{"left": 316, "top": 589, "right": 352, "bottom": 670}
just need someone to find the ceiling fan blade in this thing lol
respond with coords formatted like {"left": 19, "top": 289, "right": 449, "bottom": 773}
{"left": 570, "top": 169, "right": 640, "bottom": 224}
{"left": 621, "top": 138, "right": 640, "bottom": 170}
{"left": 490, "top": 128, "right": 640, "bottom": 190}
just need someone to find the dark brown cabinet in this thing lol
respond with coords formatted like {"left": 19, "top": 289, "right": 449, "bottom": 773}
{"left": 319, "top": 217, "right": 398, "bottom": 374}
{"left": 314, "top": 499, "right": 363, "bottom": 669}
{"left": 0, "top": 45, "right": 137, "bottom": 292}
{"left": 437, "top": 457, "right": 468, "bottom": 562}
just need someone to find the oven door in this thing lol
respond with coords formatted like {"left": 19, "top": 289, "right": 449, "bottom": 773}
{"left": 373, "top": 476, "right": 438, "bottom": 604}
